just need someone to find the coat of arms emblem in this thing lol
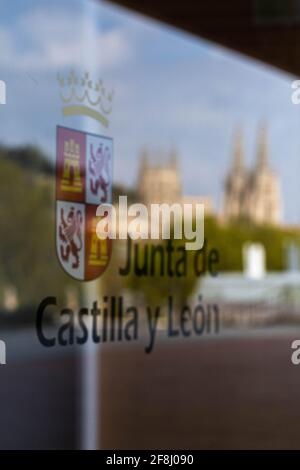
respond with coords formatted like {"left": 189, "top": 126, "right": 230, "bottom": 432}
{"left": 56, "top": 126, "right": 112, "bottom": 280}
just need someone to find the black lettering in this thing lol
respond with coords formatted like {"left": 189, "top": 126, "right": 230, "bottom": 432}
{"left": 36, "top": 296, "right": 56, "bottom": 347}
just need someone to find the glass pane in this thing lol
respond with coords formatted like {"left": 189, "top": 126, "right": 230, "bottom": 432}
{"left": 1, "top": 0, "right": 300, "bottom": 450}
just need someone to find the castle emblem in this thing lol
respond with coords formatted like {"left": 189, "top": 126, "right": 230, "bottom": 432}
{"left": 56, "top": 126, "right": 113, "bottom": 281}
{"left": 60, "top": 139, "right": 83, "bottom": 193}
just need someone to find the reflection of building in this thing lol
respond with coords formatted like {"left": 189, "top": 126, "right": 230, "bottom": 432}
{"left": 138, "top": 148, "right": 213, "bottom": 214}
{"left": 223, "top": 126, "right": 282, "bottom": 225}
{"left": 138, "top": 149, "right": 181, "bottom": 205}
{"left": 3, "top": 285, "right": 18, "bottom": 312}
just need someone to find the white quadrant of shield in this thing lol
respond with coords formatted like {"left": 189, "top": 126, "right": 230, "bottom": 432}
{"left": 56, "top": 201, "right": 85, "bottom": 280}
{"left": 86, "top": 134, "right": 112, "bottom": 204}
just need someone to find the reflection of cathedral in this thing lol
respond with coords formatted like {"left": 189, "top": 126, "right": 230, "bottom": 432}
{"left": 138, "top": 149, "right": 181, "bottom": 205}
{"left": 138, "top": 149, "right": 213, "bottom": 213}
{"left": 223, "top": 126, "right": 282, "bottom": 225}
{"left": 135, "top": 126, "right": 281, "bottom": 226}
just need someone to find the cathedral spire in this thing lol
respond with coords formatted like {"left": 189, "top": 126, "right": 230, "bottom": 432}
{"left": 140, "top": 147, "right": 149, "bottom": 171}
{"left": 169, "top": 148, "right": 178, "bottom": 169}
{"left": 232, "top": 127, "right": 244, "bottom": 171}
{"left": 256, "top": 123, "right": 269, "bottom": 169}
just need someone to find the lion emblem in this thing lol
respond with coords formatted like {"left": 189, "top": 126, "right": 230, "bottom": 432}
{"left": 89, "top": 143, "right": 111, "bottom": 202}
{"left": 59, "top": 206, "right": 83, "bottom": 269}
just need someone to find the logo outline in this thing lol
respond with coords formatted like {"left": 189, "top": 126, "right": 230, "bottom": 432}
{"left": 55, "top": 125, "right": 113, "bottom": 282}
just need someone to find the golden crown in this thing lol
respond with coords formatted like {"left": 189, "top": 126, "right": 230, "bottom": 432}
{"left": 57, "top": 70, "right": 114, "bottom": 128}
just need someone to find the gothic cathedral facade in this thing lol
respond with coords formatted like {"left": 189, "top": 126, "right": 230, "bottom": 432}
{"left": 223, "top": 126, "right": 281, "bottom": 225}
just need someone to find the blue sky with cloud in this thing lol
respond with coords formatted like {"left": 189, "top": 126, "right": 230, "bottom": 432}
{"left": 1, "top": 0, "right": 300, "bottom": 222}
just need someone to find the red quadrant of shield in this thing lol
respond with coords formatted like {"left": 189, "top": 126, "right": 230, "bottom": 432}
{"left": 56, "top": 127, "right": 86, "bottom": 202}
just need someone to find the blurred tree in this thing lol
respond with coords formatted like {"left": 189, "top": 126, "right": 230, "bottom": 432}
{"left": 0, "top": 147, "right": 77, "bottom": 310}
